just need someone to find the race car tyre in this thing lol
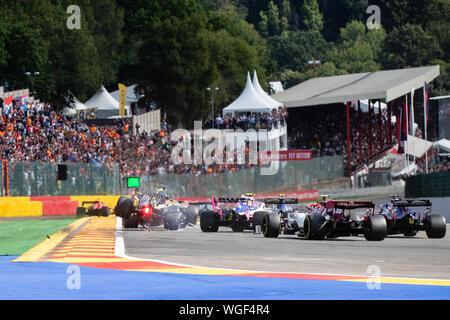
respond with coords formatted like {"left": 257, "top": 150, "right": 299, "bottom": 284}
{"left": 164, "top": 212, "right": 182, "bottom": 231}
{"left": 231, "top": 222, "right": 245, "bottom": 233}
{"left": 200, "top": 210, "right": 219, "bottom": 232}
{"left": 76, "top": 207, "right": 86, "bottom": 218}
{"left": 303, "top": 214, "right": 326, "bottom": 240}
{"left": 115, "top": 196, "right": 133, "bottom": 219}
{"left": 187, "top": 205, "right": 199, "bottom": 225}
{"left": 364, "top": 215, "right": 387, "bottom": 241}
{"left": 123, "top": 214, "right": 139, "bottom": 228}
{"left": 100, "top": 207, "right": 110, "bottom": 217}
{"left": 425, "top": 214, "right": 446, "bottom": 239}
{"left": 252, "top": 211, "right": 266, "bottom": 229}
{"left": 262, "top": 213, "right": 280, "bottom": 238}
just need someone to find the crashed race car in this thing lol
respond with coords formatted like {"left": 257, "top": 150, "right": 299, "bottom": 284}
{"left": 76, "top": 200, "right": 111, "bottom": 218}
{"left": 114, "top": 187, "right": 197, "bottom": 230}
{"left": 378, "top": 197, "right": 446, "bottom": 238}
{"left": 194, "top": 193, "right": 272, "bottom": 232}
{"left": 262, "top": 196, "right": 387, "bottom": 241}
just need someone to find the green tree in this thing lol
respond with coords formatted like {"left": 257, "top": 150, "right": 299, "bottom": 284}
{"left": 299, "top": 0, "right": 323, "bottom": 32}
{"left": 137, "top": 13, "right": 214, "bottom": 126}
{"left": 328, "top": 20, "right": 385, "bottom": 74}
{"left": 381, "top": 24, "right": 442, "bottom": 70}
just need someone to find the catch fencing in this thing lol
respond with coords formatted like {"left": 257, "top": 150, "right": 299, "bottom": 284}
{"left": 1, "top": 155, "right": 344, "bottom": 197}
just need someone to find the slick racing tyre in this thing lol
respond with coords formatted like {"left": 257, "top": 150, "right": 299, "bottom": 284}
{"left": 187, "top": 205, "right": 199, "bottom": 225}
{"left": 100, "top": 207, "right": 110, "bottom": 217}
{"left": 252, "top": 211, "right": 266, "bottom": 230}
{"left": 115, "top": 196, "right": 133, "bottom": 219}
{"left": 123, "top": 214, "right": 139, "bottom": 228}
{"left": 164, "top": 212, "right": 182, "bottom": 231}
{"left": 200, "top": 210, "right": 219, "bottom": 232}
{"left": 76, "top": 207, "right": 86, "bottom": 218}
{"left": 364, "top": 215, "right": 387, "bottom": 241}
{"left": 262, "top": 213, "right": 280, "bottom": 238}
{"left": 304, "top": 214, "right": 326, "bottom": 240}
{"left": 425, "top": 214, "right": 446, "bottom": 239}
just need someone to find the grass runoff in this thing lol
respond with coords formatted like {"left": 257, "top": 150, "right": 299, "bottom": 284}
{"left": 0, "top": 219, "right": 75, "bottom": 256}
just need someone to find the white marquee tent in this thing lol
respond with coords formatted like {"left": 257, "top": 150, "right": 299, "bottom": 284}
{"left": 252, "top": 70, "right": 283, "bottom": 109}
{"left": 84, "top": 85, "right": 130, "bottom": 119}
{"left": 63, "top": 95, "right": 88, "bottom": 116}
{"left": 223, "top": 72, "right": 282, "bottom": 115}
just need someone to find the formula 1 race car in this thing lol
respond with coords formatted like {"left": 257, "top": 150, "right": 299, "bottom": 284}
{"left": 262, "top": 196, "right": 387, "bottom": 241}
{"left": 114, "top": 187, "right": 197, "bottom": 230}
{"left": 76, "top": 200, "right": 111, "bottom": 218}
{"left": 195, "top": 194, "right": 272, "bottom": 232}
{"left": 378, "top": 197, "right": 446, "bottom": 238}
{"left": 259, "top": 195, "right": 304, "bottom": 237}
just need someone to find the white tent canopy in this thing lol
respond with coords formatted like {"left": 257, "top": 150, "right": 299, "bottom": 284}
{"left": 252, "top": 70, "right": 283, "bottom": 109}
{"left": 223, "top": 72, "right": 279, "bottom": 115}
{"left": 434, "top": 139, "right": 450, "bottom": 153}
{"left": 62, "top": 96, "right": 88, "bottom": 116}
{"left": 110, "top": 84, "right": 136, "bottom": 105}
{"left": 84, "top": 85, "right": 130, "bottom": 118}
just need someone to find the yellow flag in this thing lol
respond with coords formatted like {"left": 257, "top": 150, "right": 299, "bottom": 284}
{"left": 118, "top": 83, "right": 127, "bottom": 116}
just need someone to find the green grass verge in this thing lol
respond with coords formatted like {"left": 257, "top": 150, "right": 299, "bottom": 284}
{"left": 0, "top": 219, "right": 76, "bottom": 256}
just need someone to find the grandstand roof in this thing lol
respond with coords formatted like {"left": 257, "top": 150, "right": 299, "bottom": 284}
{"left": 272, "top": 65, "right": 440, "bottom": 108}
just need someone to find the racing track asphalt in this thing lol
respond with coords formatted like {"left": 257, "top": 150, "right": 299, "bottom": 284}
{"left": 123, "top": 196, "right": 450, "bottom": 281}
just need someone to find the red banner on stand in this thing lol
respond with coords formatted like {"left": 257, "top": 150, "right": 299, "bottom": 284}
{"left": 259, "top": 150, "right": 312, "bottom": 162}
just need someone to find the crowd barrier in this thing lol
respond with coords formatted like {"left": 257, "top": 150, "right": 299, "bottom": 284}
{"left": 0, "top": 190, "right": 320, "bottom": 218}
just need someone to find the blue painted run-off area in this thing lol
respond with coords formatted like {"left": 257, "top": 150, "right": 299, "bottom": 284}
{"left": 1, "top": 256, "right": 449, "bottom": 300}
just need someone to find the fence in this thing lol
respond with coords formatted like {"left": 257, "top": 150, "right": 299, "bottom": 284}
{"left": 405, "top": 171, "right": 450, "bottom": 198}
{"left": 1, "top": 155, "right": 344, "bottom": 197}
{"left": 128, "top": 155, "right": 344, "bottom": 197}
{"left": 2, "top": 162, "right": 122, "bottom": 197}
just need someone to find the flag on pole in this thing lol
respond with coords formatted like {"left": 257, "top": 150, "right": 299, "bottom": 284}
{"left": 118, "top": 83, "right": 127, "bottom": 116}
{"left": 409, "top": 89, "right": 415, "bottom": 135}
{"left": 424, "top": 82, "right": 430, "bottom": 128}
{"left": 400, "top": 97, "right": 408, "bottom": 141}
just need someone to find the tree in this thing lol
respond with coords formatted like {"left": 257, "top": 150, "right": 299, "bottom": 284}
{"left": 137, "top": 13, "right": 214, "bottom": 126}
{"left": 381, "top": 24, "right": 442, "bottom": 70}
{"left": 299, "top": 0, "right": 323, "bottom": 32}
{"left": 268, "top": 30, "right": 331, "bottom": 73}
{"left": 327, "top": 20, "right": 385, "bottom": 74}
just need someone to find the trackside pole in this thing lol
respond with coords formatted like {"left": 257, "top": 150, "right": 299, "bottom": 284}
{"left": 411, "top": 89, "right": 416, "bottom": 174}
{"left": 346, "top": 101, "right": 351, "bottom": 178}
{"left": 424, "top": 82, "right": 429, "bottom": 174}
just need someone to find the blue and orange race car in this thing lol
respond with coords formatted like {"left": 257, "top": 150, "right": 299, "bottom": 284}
{"left": 378, "top": 197, "right": 446, "bottom": 238}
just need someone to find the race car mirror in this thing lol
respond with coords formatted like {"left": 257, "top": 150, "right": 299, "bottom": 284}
{"left": 127, "top": 177, "right": 140, "bottom": 188}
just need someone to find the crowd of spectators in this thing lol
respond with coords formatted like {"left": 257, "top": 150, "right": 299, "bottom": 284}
{"left": 287, "top": 104, "right": 396, "bottom": 173}
{"left": 203, "top": 107, "right": 288, "bottom": 131}
{"left": 0, "top": 96, "right": 258, "bottom": 177}
{"left": 5, "top": 95, "right": 434, "bottom": 179}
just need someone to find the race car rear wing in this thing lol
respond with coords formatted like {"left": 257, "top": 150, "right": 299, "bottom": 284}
{"left": 331, "top": 201, "right": 375, "bottom": 210}
{"left": 392, "top": 200, "right": 432, "bottom": 207}
{"left": 259, "top": 198, "right": 298, "bottom": 205}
